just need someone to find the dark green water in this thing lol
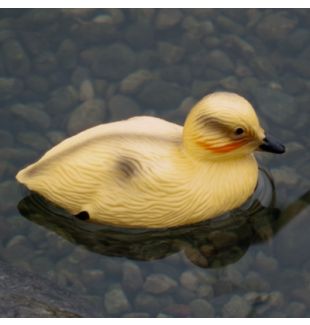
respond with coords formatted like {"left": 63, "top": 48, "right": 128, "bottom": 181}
{"left": 0, "top": 9, "right": 309, "bottom": 317}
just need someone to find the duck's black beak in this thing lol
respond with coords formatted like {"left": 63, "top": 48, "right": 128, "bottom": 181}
{"left": 259, "top": 135, "right": 285, "bottom": 154}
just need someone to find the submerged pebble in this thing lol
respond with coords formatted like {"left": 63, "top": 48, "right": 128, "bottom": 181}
{"left": 222, "top": 295, "right": 251, "bottom": 317}
{"left": 134, "top": 292, "right": 161, "bottom": 312}
{"left": 143, "top": 273, "right": 177, "bottom": 294}
{"left": 120, "top": 69, "right": 156, "bottom": 95}
{"left": 122, "top": 261, "right": 144, "bottom": 292}
{"left": 79, "top": 79, "right": 95, "bottom": 101}
{"left": 180, "top": 270, "right": 199, "bottom": 291}
{"left": 2, "top": 39, "right": 30, "bottom": 77}
{"left": 91, "top": 43, "right": 136, "bottom": 80}
{"left": 10, "top": 104, "right": 51, "bottom": 129}
{"left": 155, "top": 9, "right": 183, "bottom": 30}
{"left": 67, "top": 99, "right": 106, "bottom": 135}
{"left": 0, "top": 77, "right": 23, "bottom": 101}
{"left": 104, "top": 286, "right": 131, "bottom": 315}
{"left": 108, "top": 95, "right": 141, "bottom": 121}
{"left": 139, "top": 80, "right": 184, "bottom": 111}
{"left": 17, "top": 131, "right": 50, "bottom": 151}
{"left": 189, "top": 299, "right": 215, "bottom": 317}
{"left": 0, "top": 130, "right": 14, "bottom": 147}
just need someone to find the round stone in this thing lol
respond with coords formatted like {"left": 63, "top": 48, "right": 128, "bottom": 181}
{"left": 143, "top": 273, "right": 177, "bottom": 294}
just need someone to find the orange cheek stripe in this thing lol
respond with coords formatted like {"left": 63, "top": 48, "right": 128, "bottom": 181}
{"left": 196, "top": 139, "right": 248, "bottom": 153}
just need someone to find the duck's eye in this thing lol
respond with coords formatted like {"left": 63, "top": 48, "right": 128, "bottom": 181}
{"left": 234, "top": 127, "right": 244, "bottom": 136}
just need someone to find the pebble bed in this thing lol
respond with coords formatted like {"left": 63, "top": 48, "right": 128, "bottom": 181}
{"left": 0, "top": 8, "right": 309, "bottom": 317}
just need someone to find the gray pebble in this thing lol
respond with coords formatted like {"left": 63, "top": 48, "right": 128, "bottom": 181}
{"left": 91, "top": 43, "right": 136, "bottom": 80}
{"left": 57, "top": 39, "right": 77, "bottom": 70}
{"left": 0, "top": 77, "right": 23, "bottom": 101}
{"left": 67, "top": 98, "right": 106, "bottom": 135}
{"left": 156, "top": 9, "right": 183, "bottom": 30}
{"left": 71, "top": 66, "right": 91, "bottom": 88}
{"left": 17, "top": 131, "right": 50, "bottom": 151}
{"left": 189, "top": 299, "right": 214, "bottom": 317}
{"left": 108, "top": 95, "right": 140, "bottom": 121}
{"left": 134, "top": 292, "right": 160, "bottom": 312}
{"left": 287, "top": 302, "right": 306, "bottom": 317}
{"left": 94, "top": 79, "right": 109, "bottom": 97}
{"left": 139, "top": 80, "right": 184, "bottom": 111}
{"left": 46, "top": 130, "right": 66, "bottom": 145}
{"left": 104, "top": 8, "right": 124, "bottom": 25}
{"left": 3, "top": 235, "right": 34, "bottom": 262}
{"left": 160, "top": 64, "right": 191, "bottom": 85}
{"left": 104, "top": 286, "right": 131, "bottom": 315}
{"left": 125, "top": 21, "right": 155, "bottom": 49}
{"left": 0, "top": 147, "right": 37, "bottom": 165}
{"left": 158, "top": 42, "right": 185, "bottom": 65}
{"left": 255, "top": 251, "right": 278, "bottom": 273}
{"left": 10, "top": 103, "right": 51, "bottom": 129}
{"left": 219, "top": 76, "right": 239, "bottom": 91}
{"left": 79, "top": 79, "right": 95, "bottom": 101}
{"left": 46, "top": 86, "right": 79, "bottom": 114}
{"left": 82, "top": 269, "right": 105, "bottom": 292}
{"left": 2, "top": 39, "right": 30, "bottom": 76}
{"left": 143, "top": 273, "right": 177, "bottom": 294}
{"left": 268, "top": 291, "right": 285, "bottom": 308}
{"left": 25, "top": 75, "right": 49, "bottom": 94}
{"left": 206, "top": 49, "right": 234, "bottom": 72}
{"left": 196, "top": 285, "right": 214, "bottom": 299}
{"left": 120, "top": 69, "right": 156, "bottom": 95}
{"left": 34, "top": 51, "right": 58, "bottom": 74}
{"left": 216, "top": 15, "right": 244, "bottom": 34}
{"left": 92, "top": 14, "right": 114, "bottom": 25}
{"left": 122, "top": 261, "right": 144, "bottom": 292}
{"left": 191, "top": 80, "right": 218, "bottom": 98}
{"left": 180, "top": 270, "right": 199, "bottom": 291}
{"left": 0, "top": 129, "right": 14, "bottom": 147}
{"left": 222, "top": 295, "right": 251, "bottom": 317}
{"left": 223, "top": 265, "right": 243, "bottom": 287}
{"left": 253, "top": 87, "right": 297, "bottom": 125}
{"left": 244, "top": 271, "right": 270, "bottom": 291}
{"left": 256, "top": 12, "right": 297, "bottom": 41}
{"left": 223, "top": 35, "right": 255, "bottom": 58}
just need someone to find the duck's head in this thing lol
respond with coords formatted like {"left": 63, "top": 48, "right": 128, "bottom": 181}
{"left": 183, "top": 92, "right": 285, "bottom": 161}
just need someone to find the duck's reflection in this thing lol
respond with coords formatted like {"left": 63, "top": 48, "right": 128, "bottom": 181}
{"left": 17, "top": 168, "right": 309, "bottom": 268}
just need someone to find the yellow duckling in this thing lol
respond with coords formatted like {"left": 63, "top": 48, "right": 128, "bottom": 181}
{"left": 16, "top": 92, "right": 285, "bottom": 228}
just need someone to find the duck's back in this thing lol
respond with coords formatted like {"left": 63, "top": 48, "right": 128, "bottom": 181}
{"left": 34, "top": 116, "right": 182, "bottom": 161}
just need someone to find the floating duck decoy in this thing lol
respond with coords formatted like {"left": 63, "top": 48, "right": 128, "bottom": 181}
{"left": 16, "top": 92, "right": 285, "bottom": 228}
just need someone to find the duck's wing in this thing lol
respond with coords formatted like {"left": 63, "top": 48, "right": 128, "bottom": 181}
{"left": 16, "top": 116, "right": 182, "bottom": 184}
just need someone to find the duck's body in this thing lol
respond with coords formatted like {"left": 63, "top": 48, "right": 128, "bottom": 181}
{"left": 16, "top": 92, "right": 284, "bottom": 228}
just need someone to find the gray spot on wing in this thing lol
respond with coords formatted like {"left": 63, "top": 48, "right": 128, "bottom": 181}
{"left": 116, "top": 156, "right": 142, "bottom": 179}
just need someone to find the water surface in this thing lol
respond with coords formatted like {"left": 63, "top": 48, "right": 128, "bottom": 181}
{"left": 0, "top": 8, "right": 309, "bottom": 317}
